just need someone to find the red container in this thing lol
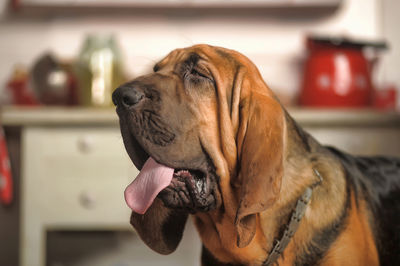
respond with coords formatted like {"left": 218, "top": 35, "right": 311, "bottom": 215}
{"left": 372, "top": 85, "right": 397, "bottom": 110}
{"left": 300, "top": 37, "right": 386, "bottom": 107}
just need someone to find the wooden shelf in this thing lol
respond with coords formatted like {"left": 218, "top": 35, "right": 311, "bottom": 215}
{"left": 2, "top": 106, "right": 399, "bottom": 127}
{"left": 17, "top": 0, "right": 342, "bottom": 9}
{"left": 0, "top": 106, "right": 118, "bottom": 126}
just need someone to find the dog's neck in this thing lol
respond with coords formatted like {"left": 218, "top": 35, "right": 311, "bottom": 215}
{"left": 194, "top": 112, "right": 348, "bottom": 266}
{"left": 257, "top": 113, "right": 348, "bottom": 265}
{"left": 262, "top": 182, "right": 317, "bottom": 266}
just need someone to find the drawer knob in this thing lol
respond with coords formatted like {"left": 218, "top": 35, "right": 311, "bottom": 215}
{"left": 77, "top": 136, "right": 94, "bottom": 153}
{"left": 79, "top": 191, "right": 96, "bottom": 209}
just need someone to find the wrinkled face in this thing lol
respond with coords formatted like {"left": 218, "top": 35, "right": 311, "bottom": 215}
{"left": 112, "top": 48, "right": 222, "bottom": 213}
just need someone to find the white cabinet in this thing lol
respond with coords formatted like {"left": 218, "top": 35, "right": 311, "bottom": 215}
{"left": 19, "top": 126, "right": 136, "bottom": 266}
{"left": 1, "top": 107, "right": 399, "bottom": 266}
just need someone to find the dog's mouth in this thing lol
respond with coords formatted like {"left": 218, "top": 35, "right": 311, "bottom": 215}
{"left": 160, "top": 167, "right": 217, "bottom": 214}
{"left": 121, "top": 125, "right": 218, "bottom": 215}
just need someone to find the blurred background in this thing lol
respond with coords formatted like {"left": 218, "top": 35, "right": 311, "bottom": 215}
{"left": 0, "top": 0, "right": 399, "bottom": 266}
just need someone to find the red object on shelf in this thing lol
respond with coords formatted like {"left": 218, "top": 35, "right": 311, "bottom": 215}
{"left": 372, "top": 86, "right": 397, "bottom": 110}
{"left": 299, "top": 36, "right": 387, "bottom": 107}
{"left": 0, "top": 128, "right": 13, "bottom": 206}
{"left": 6, "top": 66, "right": 38, "bottom": 106}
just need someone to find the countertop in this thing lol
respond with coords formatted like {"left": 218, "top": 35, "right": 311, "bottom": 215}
{"left": 1, "top": 106, "right": 400, "bottom": 127}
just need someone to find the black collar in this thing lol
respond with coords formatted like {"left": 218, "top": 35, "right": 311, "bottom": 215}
{"left": 262, "top": 169, "right": 323, "bottom": 266}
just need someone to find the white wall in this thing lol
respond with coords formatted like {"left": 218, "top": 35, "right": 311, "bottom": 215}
{"left": 0, "top": 0, "right": 389, "bottom": 103}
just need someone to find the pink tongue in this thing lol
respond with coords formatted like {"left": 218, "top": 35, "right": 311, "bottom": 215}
{"left": 124, "top": 157, "right": 174, "bottom": 214}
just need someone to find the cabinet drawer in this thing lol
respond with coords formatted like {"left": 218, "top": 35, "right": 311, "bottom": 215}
{"left": 22, "top": 127, "right": 138, "bottom": 229}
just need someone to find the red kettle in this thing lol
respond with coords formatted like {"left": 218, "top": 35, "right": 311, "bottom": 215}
{"left": 299, "top": 36, "right": 387, "bottom": 107}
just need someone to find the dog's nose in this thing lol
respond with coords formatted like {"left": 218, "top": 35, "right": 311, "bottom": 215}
{"left": 112, "top": 86, "right": 145, "bottom": 108}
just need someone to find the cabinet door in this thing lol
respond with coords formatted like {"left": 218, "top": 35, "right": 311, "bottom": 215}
{"left": 21, "top": 127, "right": 137, "bottom": 229}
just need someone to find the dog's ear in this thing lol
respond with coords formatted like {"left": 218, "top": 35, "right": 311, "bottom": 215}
{"left": 209, "top": 52, "right": 285, "bottom": 248}
{"left": 130, "top": 199, "right": 188, "bottom": 254}
{"left": 234, "top": 85, "right": 285, "bottom": 248}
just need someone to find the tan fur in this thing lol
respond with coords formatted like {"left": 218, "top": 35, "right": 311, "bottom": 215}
{"left": 319, "top": 193, "right": 379, "bottom": 266}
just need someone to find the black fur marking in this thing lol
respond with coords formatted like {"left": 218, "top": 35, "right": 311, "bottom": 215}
{"left": 294, "top": 176, "right": 350, "bottom": 266}
{"left": 178, "top": 53, "right": 201, "bottom": 76}
{"left": 161, "top": 210, "right": 188, "bottom": 250}
{"left": 285, "top": 111, "right": 312, "bottom": 153}
{"left": 186, "top": 53, "right": 201, "bottom": 67}
{"left": 201, "top": 246, "right": 243, "bottom": 266}
{"left": 261, "top": 169, "right": 348, "bottom": 266}
{"left": 291, "top": 120, "right": 311, "bottom": 152}
{"left": 327, "top": 147, "right": 400, "bottom": 265}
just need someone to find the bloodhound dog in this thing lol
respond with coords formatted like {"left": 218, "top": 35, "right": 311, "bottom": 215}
{"left": 112, "top": 44, "right": 400, "bottom": 266}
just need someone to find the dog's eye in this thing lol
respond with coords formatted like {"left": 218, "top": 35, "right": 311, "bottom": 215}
{"left": 190, "top": 68, "right": 202, "bottom": 77}
{"left": 189, "top": 68, "right": 211, "bottom": 81}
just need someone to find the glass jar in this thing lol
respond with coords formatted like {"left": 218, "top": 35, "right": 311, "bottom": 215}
{"left": 75, "top": 35, "right": 125, "bottom": 107}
